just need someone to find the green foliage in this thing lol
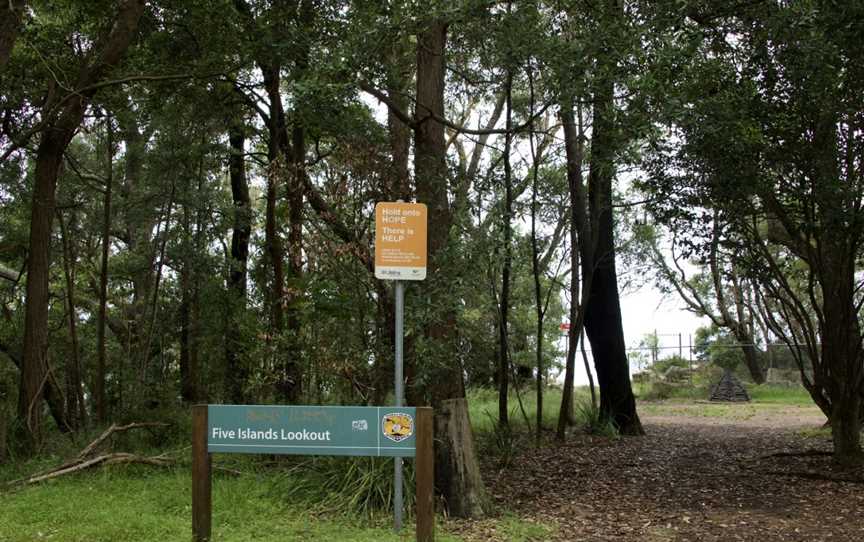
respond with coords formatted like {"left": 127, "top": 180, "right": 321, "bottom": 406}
{"left": 574, "top": 398, "right": 618, "bottom": 438}
{"left": 693, "top": 326, "right": 745, "bottom": 371}
{"left": 272, "top": 456, "right": 413, "bottom": 520}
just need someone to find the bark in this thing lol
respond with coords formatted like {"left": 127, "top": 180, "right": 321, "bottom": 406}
{"left": 179, "top": 182, "right": 198, "bottom": 404}
{"left": 557, "top": 100, "right": 592, "bottom": 439}
{"left": 583, "top": 66, "right": 643, "bottom": 436}
{"left": 1, "top": 340, "right": 68, "bottom": 433}
{"left": 434, "top": 399, "right": 487, "bottom": 519}
{"left": 0, "top": 0, "right": 26, "bottom": 67}
{"left": 414, "top": 18, "right": 486, "bottom": 518}
{"left": 820, "top": 240, "right": 863, "bottom": 463}
{"left": 95, "top": 118, "right": 113, "bottom": 423}
{"left": 497, "top": 67, "right": 513, "bottom": 430}
{"left": 225, "top": 124, "right": 250, "bottom": 404}
{"left": 262, "top": 64, "right": 287, "bottom": 339}
{"left": 0, "top": 376, "right": 8, "bottom": 463}
{"left": 282, "top": 0, "right": 314, "bottom": 403}
{"left": 19, "top": 131, "right": 66, "bottom": 446}
{"left": 58, "top": 211, "right": 84, "bottom": 429}
{"left": 17, "top": 0, "right": 146, "bottom": 449}
{"left": 385, "top": 27, "right": 413, "bottom": 200}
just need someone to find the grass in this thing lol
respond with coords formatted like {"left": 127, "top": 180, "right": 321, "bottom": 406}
{"left": 747, "top": 385, "right": 813, "bottom": 405}
{"left": 637, "top": 402, "right": 760, "bottom": 421}
{"left": 0, "top": 466, "right": 456, "bottom": 542}
{"left": 0, "top": 455, "right": 554, "bottom": 542}
{"left": 467, "top": 386, "right": 595, "bottom": 435}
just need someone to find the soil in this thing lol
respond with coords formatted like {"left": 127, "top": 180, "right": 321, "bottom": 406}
{"left": 452, "top": 402, "right": 864, "bottom": 542}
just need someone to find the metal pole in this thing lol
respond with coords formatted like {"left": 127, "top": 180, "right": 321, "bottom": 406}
{"left": 394, "top": 280, "right": 404, "bottom": 532}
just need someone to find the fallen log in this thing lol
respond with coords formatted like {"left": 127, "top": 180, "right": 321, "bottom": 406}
{"left": 18, "top": 452, "right": 173, "bottom": 485}
{"left": 77, "top": 422, "right": 170, "bottom": 460}
{"left": 9, "top": 421, "right": 172, "bottom": 487}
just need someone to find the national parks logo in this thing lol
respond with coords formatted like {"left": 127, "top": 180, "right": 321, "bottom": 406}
{"left": 382, "top": 412, "right": 414, "bottom": 443}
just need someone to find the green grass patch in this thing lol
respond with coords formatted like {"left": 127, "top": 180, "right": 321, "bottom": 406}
{"left": 496, "top": 514, "right": 556, "bottom": 541}
{"left": 747, "top": 385, "right": 813, "bottom": 405}
{"left": 0, "top": 467, "right": 465, "bottom": 542}
{"left": 467, "top": 386, "right": 593, "bottom": 435}
{"left": 637, "top": 402, "right": 759, "bottom": 420}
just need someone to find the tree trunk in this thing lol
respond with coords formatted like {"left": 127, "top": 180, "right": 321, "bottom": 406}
{"left": 414, "top": 18, "right": 486, "bottom": 518}
{"left": 583, "top": 70, "right": 643, "bottom": 436}
{"left": 0, "top": 376, "right": 9, "bottom": 463}
{"left": 225, "top": 124, "right": 250, "bottom": 404}
{"left": 179, "top": 191, "right": 197, "bottom": 404}
{"left": 434, "top": 399, "right": 486, "bottom": 519}
{"left": 530, "top": 116, "right": 544, "bottom": 445}
{"left": 262, "top": 65, "right": 287, "bottom": 356}
{"left": 0, "top": 0, "right": 26, "bottom": 67}
{"left": 95, "top": 118, "right": 113, "bottom": 423}
{"left": 821, "top": 252, "right": 863, "bottom": 464}
{"left": 58, "top": 211, "right": 84, "bottom": 430}
{"left": 19, "top": 132, "right": 67, "bottom": 447}
{"left": 497, "top": 67, "right": 513, "bottom": 431}
{"left": 557, "top": 100, "right": 591, "bottom": 439}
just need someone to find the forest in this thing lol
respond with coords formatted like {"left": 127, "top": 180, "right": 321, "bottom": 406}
{"left": 1, "top": 1, "right": 863, "bottom": 540}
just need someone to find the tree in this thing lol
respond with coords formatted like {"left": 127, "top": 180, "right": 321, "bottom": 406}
{"left": 644, "top": 0, "right": 864, "bottom": 463}
{"left": 636, "top": 222, "right": 768, "bottom": 383}
{"left": 15, "top": 0, "right": 146, "bottom": 448}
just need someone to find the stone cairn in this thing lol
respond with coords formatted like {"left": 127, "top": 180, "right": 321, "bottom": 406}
{"left": 709, "top": 369, "right": 751, "bottom": 402}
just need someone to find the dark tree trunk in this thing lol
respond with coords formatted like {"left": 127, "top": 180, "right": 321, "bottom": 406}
{"left": 19, "top": 132, "right": 67, "bottom": 446}
{"left": 0, "top": 0, "right": 26, "bottom": 67}
{"left": 95, "top": 118, "right": 113, "bottom": 423}
{"left": 58, "top": 211, "right": 84, "bottom": 429}
{"left": 557, "top": 100, "right": 591, "bottom": 439}
{"left": 497, "top": 67, "right": 513, "bottom": 430}
{"left": 0, "top": 378, "right": 6, "bottom": 463}
{"left": 225, "top": 124, "right": 250, "bottom": 404}
{"left": 262, "top": 64, "right": 287, "bottom": 352}
{"left": 385, "top": 30, "right": 413, "bottom": 201}
{"left": 17, "top": 0, "right": 145, "bottom": 449}
{"left": 2, "top": 341, "right": 68, "bottom": 432}
{"left": 414, "top": 18, "right": 487, "bottom": 518}
{"left": 821, "top": 247, "right": 863, "bottom": 464}
{"left": 583, "top": 72, "right": 643, "bottom": 436}
{"left": 179, "top": 187, "right": 197, "bottom": 404}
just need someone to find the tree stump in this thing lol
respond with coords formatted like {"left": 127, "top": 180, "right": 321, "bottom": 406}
{"left": 434, "top": 398, "right": 487, "bottom": 518}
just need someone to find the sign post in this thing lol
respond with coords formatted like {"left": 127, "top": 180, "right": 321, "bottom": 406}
{"left": 374, "top": 201, "right": 427, "bottom": 532}
{"left": 192, "top": 404, "right": 434, "bottom": 541}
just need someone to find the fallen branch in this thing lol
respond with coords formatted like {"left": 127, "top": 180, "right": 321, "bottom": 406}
{"left": 9, "top": 421, "right": 172, "bottom": 487}
{"left": 77, "top": 422, "right": 170, "bottom": 460}
{"left": 16, "top": 452, "right": 174, "bottom": 485}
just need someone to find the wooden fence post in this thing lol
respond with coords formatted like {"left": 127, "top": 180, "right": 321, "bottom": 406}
{"left": 415, "top": 407, "right": 434, "bottom": 542}
{"left": 192, "top": 405, "right": 211, "bottom": 541}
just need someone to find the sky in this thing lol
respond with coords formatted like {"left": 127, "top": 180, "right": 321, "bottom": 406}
{"left": 562, "top": 285, "right": 709, "bottom": 386}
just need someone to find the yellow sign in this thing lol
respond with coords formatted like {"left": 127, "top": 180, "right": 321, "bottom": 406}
{"left": 375, "top": 202, "right": 427, "bottom": 281}
{"left": 382, "top": 412, "right": 414, "bottom": 443}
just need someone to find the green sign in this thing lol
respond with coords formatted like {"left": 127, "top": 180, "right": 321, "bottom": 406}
{"left": 207, "top": 405, "right": 417, "bottom": 457}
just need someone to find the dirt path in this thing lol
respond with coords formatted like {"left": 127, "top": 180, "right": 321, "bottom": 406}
{"left": 458, "top": 403, "right": 864, "bottom": 541}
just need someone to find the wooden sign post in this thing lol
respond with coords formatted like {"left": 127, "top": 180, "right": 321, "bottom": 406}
{"left": 192, "top": 405, "right": 434, "bottom": 542}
